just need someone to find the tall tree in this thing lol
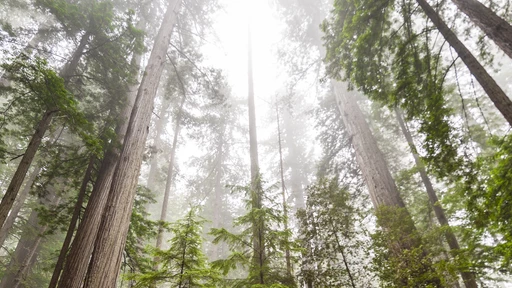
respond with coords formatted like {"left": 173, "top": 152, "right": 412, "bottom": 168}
{"left": 394, "top": 108, "right": 477, "bottom": 287}
{"left": 333, "top": 82, "right": 442, "bottom": 286}
{"left": 247, "top": 16, "right": 265, "bottom": 285}
{"left": 81, "top": 1, "right": 182, "bottom": 286}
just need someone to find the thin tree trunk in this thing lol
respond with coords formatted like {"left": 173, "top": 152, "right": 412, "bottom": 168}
{"left": 283, "top": 110, "right": 306, "bottom": 209}
{"left": 394, "top": 108, "right": 477, "bottom": 288}
{"left": 415, "top": 0, "right": 512, "bottom": 126}
{"left": 47, "top": 157, "right": 95, "bottom": 288}
{"left": 330, "top": 222, "right": 356, "bottom": 288}
{"left": 146, "top": 97, "right": 171, "bottom": 194}
{"left": 155, "top": 92, "right": 186, "bottom": 250}
{"left": 247, "top": 18, "right": 265, "bottom": 285}
{"left": 450, "top": 0, "right": 512, "bottom": 59}
{"left": 276, "top": 103, "right": 292, "bottom": 278}
{"left": 82, "top": 1, "right": 181, "bottom": 286}
{"left": 0, "top": 166, "right": 40, "bottom": 247}
{"left": 0, "top": 110, "right": 55, "bottom": 230}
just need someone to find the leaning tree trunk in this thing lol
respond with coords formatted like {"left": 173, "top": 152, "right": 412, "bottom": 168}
{"left": 0, "top": 166, "right": 40, "bottom": 247}
{"left": 57, "top": 28, "right": 144, "bottom": 288}
{"left": 47, "top": 157, "right": 95, "bottom": 288}
{"left": 247, "top": 18, "right": 265, "bottom": 285}
{"left": 0, "top": 31, "right": 90, "bottom": 231}
{"left": 450, "top": 0, "right": 512, "bottom": 60}
{"left": 81, "top": 1, "right": 181, "bottom": 287}
{"left": 0, "top": 110, "right": 55, "bottom": 230}
{"left": 394, "top": 108, "right": 477, "bottom": 288}
{"left": 415, "top": 0, "right": 512, "bottom": 126}
{"left": 155, "top": 92, "right": 186, "bottom": 250}
{"left": 333, "top": 82, "right": 442, "bottom": 286}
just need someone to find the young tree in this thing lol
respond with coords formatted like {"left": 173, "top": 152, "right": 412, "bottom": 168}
{"left": 128, "top": 209, "right": 220, "bottom": 287}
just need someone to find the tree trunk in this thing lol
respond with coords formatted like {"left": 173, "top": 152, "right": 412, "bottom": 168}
{"left": 450, "top": 0, "right": 512, "bottom": 59}
{"left": 0, "top": 192, "right": 60, "bottom": 288}
{"left": 333, "top": 83, "right": 405, "bottom": 208}
{"left": 47, "top": 157, "right": 95, "bottom": 288}
{"left": 0, "top": 110, "right": 55, "bottom": 230}
{"left": 330, "top": 222, "right": 356, "bottom": 288}
{"left": 394, "top": 108, "right": 477, "bottom": 288}
{"left": 82, "top": 1, "right": 181, "bottom": 286}
{"left": 57, "top": 30, "right": 144, "bottom": 288}
{"left": 247, "top": 18, "right": 265, "bottom": 285}
{"left": 146, "top": 97, "right": 171, "bottom": 195}
{"left": 0, "top": 166, "right": 40, "bottom": 247}
{"left": 282, "top": 109, "right": 306, "bottom": 209}
{"left": 415, "top": 0, "right": 512, "bottom": 126}
{"left": 155, "top": 92, "right": 186, "bottom": 250}
{"left": 276, "top": 104, "right": 292, "bottom": 278}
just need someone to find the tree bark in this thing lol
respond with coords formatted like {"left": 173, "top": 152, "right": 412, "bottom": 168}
{"left": 333, "top": 83, "right": 405, "bottom": 208}
{"left": 155, "top": 92, "right": 186, "bottom": 250}
{"left": 47, "top": 157, "right": 95, "bottom": 288}
{"left": 394, "top": 108, "right": 477, "bottom": 288}
{"left": 82, "top": 1, "right": 181, "bottom": 286}
{"left": 415, "top": 0, "right": 512, "bottom": 126}
{"left": 247, "top": 18, "right": 265, "bottom": 285}
{"left": 57, "top": 30, "right": 144, "bottom": 288}
{"left": 450, "top": 0, "right": 512, "bottom": 59}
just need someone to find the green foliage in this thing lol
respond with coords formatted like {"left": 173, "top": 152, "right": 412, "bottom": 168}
{"left": 209, "top": 183, "right": 298, "bottom": 287}
{"left": 371, "top": 206, "right": 453, "bottom": 287}
{"left": 448, "top": 134, "right": 512, "bottom": 273}
{"left": 0, "top": 56, "right": 101, "bottom": 156}
{"left": 297, "top": 177, "right": 371, "bottom": 287}
{"left": 126, "top": 208, "right": 220, "bottom": 288}
{"left": 322, "top": 0, "right": 462, "bottom": 178}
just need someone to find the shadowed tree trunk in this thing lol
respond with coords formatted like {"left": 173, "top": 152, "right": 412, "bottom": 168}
{"left": 81, "top": 1, "right": 182, "bottom": 286}
{"left": 450, "top": 0, "right": 512, "bottom": 59}
{"left": 47, "top": 157, "right": 95, "bottom": 288}
{"left": 56, "top": 22, "right": 146, "bottom": 288}
{"left": 415, "top": 0, "right": 512, "bottom": 126}
{"left": 394, "top": 108, "right": 477, "bottom": 288}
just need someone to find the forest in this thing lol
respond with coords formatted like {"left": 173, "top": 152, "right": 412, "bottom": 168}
{"left": 0, "top": 0, "right": 511, "bottom": 287}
